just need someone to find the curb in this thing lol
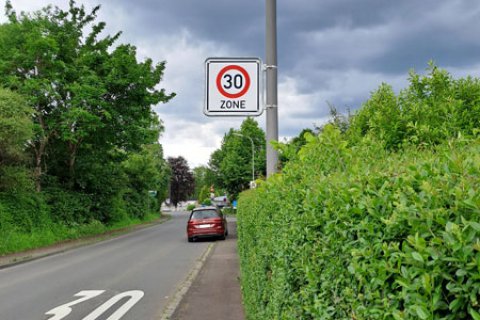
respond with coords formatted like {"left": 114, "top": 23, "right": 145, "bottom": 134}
{"left": 158, "top": 243, "right": 215, "bottom": 320}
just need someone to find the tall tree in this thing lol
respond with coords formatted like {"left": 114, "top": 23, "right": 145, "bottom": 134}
{"left": 122, "top": 143, "right": 171, "bottom": 218}
{"left": 167, "top": 156, "right": 194, "bottom": 208}
{"left": 208, "top": 118, "right": 266, "bottom": 198}
{"left": 0, "top": 1, "right": 174, "bottom": 191}
{"left": 192, "top": 165, "right": 216, "bottom": 200}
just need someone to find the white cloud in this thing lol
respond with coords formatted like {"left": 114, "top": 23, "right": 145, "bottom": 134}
{"left": 143, "top": 30, "right": 248, "bottom": 168}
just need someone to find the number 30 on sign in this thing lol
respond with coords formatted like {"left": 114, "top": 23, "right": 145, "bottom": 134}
{"left": 204, "top": 57, "right": 262, "bottom": 117}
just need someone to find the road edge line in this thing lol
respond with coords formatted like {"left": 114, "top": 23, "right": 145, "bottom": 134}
{"left": 158, "top": 243, "right": 215, "bottom": 320}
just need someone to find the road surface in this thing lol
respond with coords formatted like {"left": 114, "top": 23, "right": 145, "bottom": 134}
{"left": 0, "top": 211, "right": 210, "bottom": 320}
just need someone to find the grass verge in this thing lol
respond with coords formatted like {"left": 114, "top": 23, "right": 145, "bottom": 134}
{"left": 0, "top": 212, "right": 168, "bottom": 256}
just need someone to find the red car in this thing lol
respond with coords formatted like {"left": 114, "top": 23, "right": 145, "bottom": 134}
{"left": 187, "top": 206, "right": 228, "bottom": 242}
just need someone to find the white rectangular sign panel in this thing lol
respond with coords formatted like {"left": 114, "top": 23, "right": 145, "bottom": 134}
{"left": 204, "top": 57, "right": 262, "bottom": 117}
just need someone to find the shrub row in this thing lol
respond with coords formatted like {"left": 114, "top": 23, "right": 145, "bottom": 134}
{"left": 0, "top": 188, "right": 162, "bottom": 255}
{"left": 238, "top": 127, "right": 480, "bottom": 319}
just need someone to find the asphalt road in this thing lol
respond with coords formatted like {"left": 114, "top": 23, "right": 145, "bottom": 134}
{"left": 0, "top": 211, "right": 211, "bottom": 320}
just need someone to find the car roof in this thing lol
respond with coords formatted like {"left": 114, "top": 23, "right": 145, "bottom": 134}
{"left": 192, "top": 206, "right": 218, "bottom": 211}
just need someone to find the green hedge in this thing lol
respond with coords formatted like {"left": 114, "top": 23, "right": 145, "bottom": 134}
{"left": 238, "top": 128, "right": 480, "bottom": 319}
{"left": 0, "top": 187, "right": 163, "bottom": 255}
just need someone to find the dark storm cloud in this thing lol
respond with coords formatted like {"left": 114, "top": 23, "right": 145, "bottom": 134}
{"left": 99, "top": 0, "right": 264, "bottom": 55}
{"left": 92, "top": 0, "right": 480, "bottom": 157}
{"left": 100, "top": 0, "right": 480, "bottom": 86}
{"left": 274, "top": 0, "right": 480, "bottom": 100}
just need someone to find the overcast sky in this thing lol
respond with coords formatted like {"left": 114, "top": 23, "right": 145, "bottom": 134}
{"left": 3, "top": 0, "right": 480, "bottom": 168}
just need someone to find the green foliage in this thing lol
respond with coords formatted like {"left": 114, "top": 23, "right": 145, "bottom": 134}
{"left": 193, "top": 165, "right": 216, "bottom": 200}
{"left": 202, "top": 198, "right": 212, "bottom": 206}
{"left": 0, "top": 88, "right": 33, "bottom": 165}
{"left": 239, "top": 132, "right": 480, "bottom": 319}
{"left": 0, "top": 1, "right": 173, "bottom": 242}
{"left": 238, "top": 66, "right": 480, "bottom": 320}
{"left": 197, "top": 185, "right": 210, "bottom": 204}
{"left": 209, "top": 118, "right": 266, "bottom": 198}
{"left": 273, "top": 128, "right": 315, "bottom": 166}
{"left": 0, "top": 0, "right": 172, "bottom": 178}
{"left": 0, "top": 165, "right": 34, "bottom": 193}
{"left": 0, "top": 88, "right": 34, "bottom": 192}
{"left": 168, "top": 156, "right": 194, "bottom": 207}
{"left": 222, "top": 206, "right": 236, "bottom": 216}
{"left": 122, "top": 144, "right": 170, "bottom": 218}
{"left": 0, "top": 192, "right": 51, "bottom": 234}
{"left": 276, "top": 105, "right": 351, "bottom": 168}
{"left": 44, "top": 187, "right": 93, "bottom": 225}
{"left": 186, "top": 203, "right": 196, "bottom": 211}
{"left": 348, "top": 62, "right": 480, "bottom": 148}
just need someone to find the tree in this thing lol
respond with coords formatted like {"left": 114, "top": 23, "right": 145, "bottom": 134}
{"left": 0, "top": 1, "right": 174, "bottom": 191}
{"left": 192, "top": 165, "right": 216, "bottom": 200}
{"left": 208, "top": 118, "right": 266, "bottom": 198}
{"left": 122, "top": 143, "right": 170, "bottom": 218}
{"left": 168, "top": 156, "right": 194, "bottom": 208}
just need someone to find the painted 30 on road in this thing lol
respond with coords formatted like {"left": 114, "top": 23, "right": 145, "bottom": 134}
{"left": 45, "top": 290, "right": 144, "bottom": 320}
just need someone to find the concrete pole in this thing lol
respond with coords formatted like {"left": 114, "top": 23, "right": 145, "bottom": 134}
{"left": 266, "top": 0, "right": 278, "bottom": 177}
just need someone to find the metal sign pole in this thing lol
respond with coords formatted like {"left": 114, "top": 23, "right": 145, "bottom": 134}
{"left": 266, "top": 0, "right": 278, "bottom": 177}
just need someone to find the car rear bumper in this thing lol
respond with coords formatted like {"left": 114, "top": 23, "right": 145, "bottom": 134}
{"left": 187, "top": 227, "right": 225, "bottom": 238}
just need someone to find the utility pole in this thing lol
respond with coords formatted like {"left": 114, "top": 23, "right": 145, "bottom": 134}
{"left": 266, "top": 0, "right": 278, "bottom": 177}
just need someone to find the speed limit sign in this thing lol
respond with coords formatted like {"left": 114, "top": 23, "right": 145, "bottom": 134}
{"left": 204, "top": 57, "right": 262, "bottom": 117}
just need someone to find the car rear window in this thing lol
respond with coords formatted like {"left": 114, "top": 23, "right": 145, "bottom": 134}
{"left": 190, "top": 209, "right": 220, "bottom": 220}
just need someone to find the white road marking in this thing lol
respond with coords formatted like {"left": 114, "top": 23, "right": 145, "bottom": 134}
{"left": 82, "top": 290, "right": 144, "bottom": 320}
{"left": 45, "top": 290, "right": 144, "bottom": 320}
{"left": 45, "top": 290, "right": 105, "bottom": 320}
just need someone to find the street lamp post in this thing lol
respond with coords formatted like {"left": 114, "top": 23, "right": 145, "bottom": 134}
{"left": 233, "top": 133, "right": 255, "bottom": 186}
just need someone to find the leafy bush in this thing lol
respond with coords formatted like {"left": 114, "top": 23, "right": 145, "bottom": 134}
{"left": 222, "top": 206, "right": 236, "bottom": 215}
{"left": 44, "top": 188, "right": 93, "bottom": 225}
{"left": 197, "top": 185, "right": 210, "bottom": 206}
{"left": 186, "top": 203, "right": 196, "bottom": 211}
{"left": 202, "top": 198, "right": 212, "bottom": 206}
{"left": 239, "top": 130, "right": 480, "bottom": 319}
{"left": 0, "top": 88, "right": 33, "bottom": 167}
{"left": 0, "top": 192, "right": 51, "bottom": 233}
{"left": 238, "top": 66, "right": 480, "bottom": 320}
{"left": 0, "top": 165, "right": 34, "bottom": 193}
{"left": 348, "top": 63, "right": 480, "bottom": 149}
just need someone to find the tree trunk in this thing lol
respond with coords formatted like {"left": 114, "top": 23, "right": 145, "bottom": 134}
{"left": 33, "top": 137, "right": 47, "bottom": 193}
{"left": 67, "top": 140, "right": 80, "bottom": 188}
{"left": 32, "top": 113, "right": 49, "bottom": 193}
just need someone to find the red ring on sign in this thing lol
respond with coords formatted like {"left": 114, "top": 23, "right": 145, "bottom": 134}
{"left": 216, "top": 65, "right": 251, "bottom": 99}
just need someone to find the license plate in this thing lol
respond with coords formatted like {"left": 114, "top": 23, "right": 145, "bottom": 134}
{"left": 198, "top": 224, "right": 212, "bottom": 228}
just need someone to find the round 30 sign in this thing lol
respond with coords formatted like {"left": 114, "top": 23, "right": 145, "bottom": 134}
{"left": 205, "top": 58, "right": 262, "bottom": 117}
{"left": 216, "top": 65, "right": 251, "bottom": 99}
